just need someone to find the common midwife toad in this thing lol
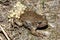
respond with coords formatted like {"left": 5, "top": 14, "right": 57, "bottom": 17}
{"left": 12, "top": 10, "right": 48, "bottom": 37}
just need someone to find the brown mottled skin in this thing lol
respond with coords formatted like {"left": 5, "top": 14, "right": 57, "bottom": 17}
{"left": 12, "top": 10, "right": 48, "bottom": 37}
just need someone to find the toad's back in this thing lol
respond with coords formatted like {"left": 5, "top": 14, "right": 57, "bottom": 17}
{"left": 20, "top": 11, "right": 45, "bottom": 22}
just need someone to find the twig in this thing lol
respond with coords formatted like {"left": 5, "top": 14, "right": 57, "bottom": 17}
{"left": 0, "top": 25, "right": 10, "bottom": 40}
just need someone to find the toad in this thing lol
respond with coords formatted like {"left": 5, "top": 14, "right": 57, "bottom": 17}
{"left": 10, "top": 10, "right": 48, "bottom": 37}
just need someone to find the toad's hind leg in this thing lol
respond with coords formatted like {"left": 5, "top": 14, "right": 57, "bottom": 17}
{"left": 22, "top": 20, "right": 47, "bottom": 37}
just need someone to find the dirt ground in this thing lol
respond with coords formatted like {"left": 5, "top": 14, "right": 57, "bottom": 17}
{"left": 0, "top": 0, "right": 60, "bottom": 40}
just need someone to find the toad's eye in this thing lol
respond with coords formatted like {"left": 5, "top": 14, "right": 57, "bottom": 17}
{"left": 35, "top": 21, "right": 42, "bottom": 24}
{"left": 36, "top": 21, "right": 42, "bottom": 27}
{"left": 37, "top": 22, "right": 42, "bottom": 24}
{"left": 35, "top": 21, "right": 42, "bottom": 27}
